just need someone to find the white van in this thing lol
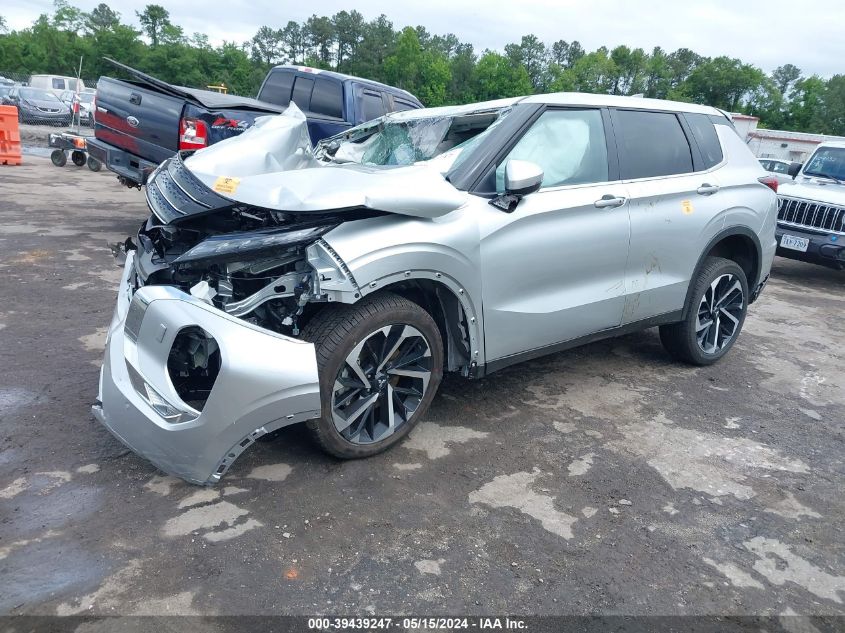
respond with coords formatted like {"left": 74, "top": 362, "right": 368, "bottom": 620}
{"left": 28, "top": 75, "right": 87, "bottom": 97}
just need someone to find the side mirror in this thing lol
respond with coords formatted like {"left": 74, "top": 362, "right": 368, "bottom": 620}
{"left": 504, "top": 159, "right": 544, "bottom": 196}
{"left": 788, "top": 162, "right": 802, "bottom": 179}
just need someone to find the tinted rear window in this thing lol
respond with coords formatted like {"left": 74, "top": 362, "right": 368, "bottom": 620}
{"left": 292, "top": 76, "right": 314, "bottom": 110}
{"left": 615, "top": 110, "right": 693, "bottom": 179}
{"left": 685, "top": 113, "right": 723, "bottom": 168}
{"left": 259, "top": 71, "right": 294, "bottom": 106}
{"left": 360, "top": 91, "right": 386, "bottom": 122}
{"left": 310, "top": 77, "right": 343, "bottom": 118}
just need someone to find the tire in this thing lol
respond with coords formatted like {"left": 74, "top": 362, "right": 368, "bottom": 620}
{"left": 87, "top": 157, "right": 101, "bottom": 172}
{"left": 660, "top": 256, "right": 748, "bottom": 366}
{"left": 71, "top": 150, "right": 86, "bottom": 167}
{"left": 300, "top": 292, "right": 444, "bottom": 459}
{"left": 50, "top": 150, "right": 67, "bottom": 167}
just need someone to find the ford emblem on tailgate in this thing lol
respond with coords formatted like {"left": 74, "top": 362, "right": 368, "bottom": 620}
{"left": 126, "top": 116, "right": 139, "bottom": 128}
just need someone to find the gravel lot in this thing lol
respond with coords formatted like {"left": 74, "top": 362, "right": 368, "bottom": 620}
{"left": 1, "top": 156, "right": 844, "bottom": 620}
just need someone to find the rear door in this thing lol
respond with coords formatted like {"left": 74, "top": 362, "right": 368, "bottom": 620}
{"left": 479, "top": 107, "right": 631, "bottom": 362}
{"left": 611, "top": 108, "right": 726, "bottom": 323}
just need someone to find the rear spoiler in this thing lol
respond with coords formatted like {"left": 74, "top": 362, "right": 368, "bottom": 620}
{"left": 102, "top": 57, "right": 285, "bottom": 114}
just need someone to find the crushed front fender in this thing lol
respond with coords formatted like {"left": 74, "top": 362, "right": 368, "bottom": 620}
{"left": 92, "top": 251, "right": 321, "bottom": 485}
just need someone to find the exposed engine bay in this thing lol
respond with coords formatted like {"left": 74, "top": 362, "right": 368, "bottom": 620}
{"left": 129, "top": 154, "right": 383, "bottom": 338}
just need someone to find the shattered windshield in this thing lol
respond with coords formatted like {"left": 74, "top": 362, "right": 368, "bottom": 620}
{"left": 320, "top": 107, "right": 510, "bottom": 170}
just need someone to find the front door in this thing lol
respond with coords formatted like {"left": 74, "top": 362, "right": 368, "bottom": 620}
{"left": 479, "top": 107, "right": 631, "bottom": 363}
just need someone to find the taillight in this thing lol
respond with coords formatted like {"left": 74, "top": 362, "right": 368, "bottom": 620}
{"left": 758, "top": 175, "right": 778, "bottom": 193}
{"left": 179, "top": 117, "right": 208, "bottom": 150}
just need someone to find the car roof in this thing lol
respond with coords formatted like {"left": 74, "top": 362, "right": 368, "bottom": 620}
{"left": 268, "top": 65, "right": 420, "bottom": 101}
{"left": 520, "top": 92, "right": 722, "bottom": 115}
{"left": 370, "top": 92, "right": 721, "bottom": 125}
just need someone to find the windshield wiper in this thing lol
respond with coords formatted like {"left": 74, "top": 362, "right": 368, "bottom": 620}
{"left": 803, "top": 171, "right": 845, "bottom": 185}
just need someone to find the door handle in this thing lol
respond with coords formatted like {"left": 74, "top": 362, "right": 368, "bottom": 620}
{"left": 697, "top": 183, "right": 719, "bottom": 195}
{"left": 594, "top": 194, "right": 626, "bottom": 209}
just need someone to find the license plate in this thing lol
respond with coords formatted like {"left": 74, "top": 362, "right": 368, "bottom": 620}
{"left": 780, "top": 234, "right": 809, "bottom": 252}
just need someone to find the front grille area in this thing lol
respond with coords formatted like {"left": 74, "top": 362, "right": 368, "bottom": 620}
{"left": 145, "top": 153, "right": 232, "bottom": 224}
{"left": 777, "top": 196, "right": 845, "bottom": 235}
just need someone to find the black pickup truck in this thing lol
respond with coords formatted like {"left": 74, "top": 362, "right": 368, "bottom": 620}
{"left": 88, "top": 59, "right": 423, "bottom": 187}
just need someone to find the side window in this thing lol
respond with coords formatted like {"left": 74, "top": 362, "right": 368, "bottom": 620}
{"left": 615, "top": 110, "right": 693, "bottom": 179}
{"left": 685, "top": 113, "right": 724, "bottom": 169}
{"left": 359, "top": 90, "right": 386, "bottom": 122}
{"left": 52, "top": 78, "right": 64, "bottom": 89}
{"left": 392, "top": 98, "right": 418, "bottom": 112}
{"left": 310, "top": 77, "right": 343, "bottom": 118}
{"left": 771, "top": 162, "right": 789, "bottom": 174}
{"left": 496, "top": 109, "right": 608, "bottom": 192}
{"left": 259, "top": 71, "right": 294, "bottom": 106}
{"left": 291, "top": 76, "right": 314, "bottom": 110}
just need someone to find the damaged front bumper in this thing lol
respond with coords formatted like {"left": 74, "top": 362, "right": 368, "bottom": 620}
{"left": 92, "top": 251, "right": 321, "bottom": 485}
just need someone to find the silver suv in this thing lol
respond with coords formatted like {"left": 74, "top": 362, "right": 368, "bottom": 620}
{"left": 94, "top": 94, "right": 778, "bottom": 484}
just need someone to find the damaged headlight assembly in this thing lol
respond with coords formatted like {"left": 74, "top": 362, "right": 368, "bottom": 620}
{"left": 173, "top": 224, "right": 335, "bottom": 265}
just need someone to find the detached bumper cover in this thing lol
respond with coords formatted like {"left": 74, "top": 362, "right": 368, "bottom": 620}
{"left": 93, "top": 252, "right": 321, "bottom": 485}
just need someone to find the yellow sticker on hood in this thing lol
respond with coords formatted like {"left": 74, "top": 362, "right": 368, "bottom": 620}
{"left": 212, "top": 176, "right": 241, "bottom": 195}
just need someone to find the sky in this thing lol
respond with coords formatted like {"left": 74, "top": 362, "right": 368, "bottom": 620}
{"left": 3, "top": 0, "right": 843, "bottom": 78}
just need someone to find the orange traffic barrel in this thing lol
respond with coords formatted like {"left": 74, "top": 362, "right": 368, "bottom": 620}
{"left": 0, "top": 105, "right": 22, "bottom": 165}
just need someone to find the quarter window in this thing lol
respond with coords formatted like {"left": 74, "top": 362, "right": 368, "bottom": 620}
{"left": 615, "top": 110, "right": 693, "bottom": 179}
{"left": 52, "top": 78, "right": 65, "bottom": 89}
{"left": 496, "top": 109, "right": 609, "bottom": 192}
{"left": 685, "top": 113, "right": 723, "bottom": 168}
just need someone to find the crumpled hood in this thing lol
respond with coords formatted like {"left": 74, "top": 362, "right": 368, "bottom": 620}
{"left": 183, "top": 104, "right": 468, "bottom": 219}
{"left": 778, "top": 179, "right": 845, "bottom": 206}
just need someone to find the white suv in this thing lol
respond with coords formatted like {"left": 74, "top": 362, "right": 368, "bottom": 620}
{"left": 775, "top": 141, "right": 845, "bottom": 269}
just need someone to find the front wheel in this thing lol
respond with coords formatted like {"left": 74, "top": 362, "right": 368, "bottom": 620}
{"left": 659, "top": 256, "right": 748, "bottom": 365}
{"left": 301, "top": 292, "right": 444, "bottom": 459}
{"left": 50, "top": 150, "right": 67, "bottom": 167}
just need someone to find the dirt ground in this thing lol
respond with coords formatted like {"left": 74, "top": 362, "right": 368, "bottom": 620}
{"left": 1, "top": 156, "right": 844, "bottom": 621}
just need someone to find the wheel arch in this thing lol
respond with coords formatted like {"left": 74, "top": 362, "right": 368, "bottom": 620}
{"left": 367, "top": 274, "right": 481, "bottom": 377}
{"left": 682, "top": 226, "right": 762, "bottom": 319}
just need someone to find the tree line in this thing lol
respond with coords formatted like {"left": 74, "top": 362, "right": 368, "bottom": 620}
{"left": 1, "top": 2, "right": 843, "bottom": 135}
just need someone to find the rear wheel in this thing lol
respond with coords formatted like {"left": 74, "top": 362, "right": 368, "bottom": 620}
{"left": 659, "top": 256, "right": 748, "bottom": 365}
{"left": 301, "top": 292, "right": 443, "bottom": 459}
{"left": 87, "top": 156, "right": 101, "bottom": 172}
{"left": 71, "top": 150, "right": 86, "bottom": 167}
